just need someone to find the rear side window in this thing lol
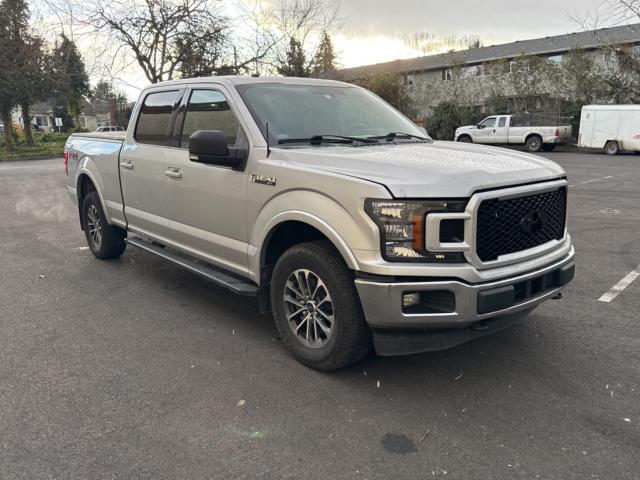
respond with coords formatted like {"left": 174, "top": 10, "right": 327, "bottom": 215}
{"left": 498, "top": 117, "right": 507, "bottom": 128}
{"left": 179, "top": 90, "right": 242, "bottom": 148}
{"left": 135, "top": 90, "right": 181, "bottom": 146}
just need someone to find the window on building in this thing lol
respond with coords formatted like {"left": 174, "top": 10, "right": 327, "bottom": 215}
{"left": 462, "top": 65, "right": 483, "bottom": 78}
{"left": 442, "top": 69, "right": 453, "bottom": 81}
{"left": 547, "top": 54, "right": 563, "bottom": 65}
{"left": 34, "top": 115, "right": 49, "bottom": 127}
{"left": 135, "top": 90, "right": 181, "bottom": 146}
{"left": 179, "top": 90, "right": 243, "bottom": 149}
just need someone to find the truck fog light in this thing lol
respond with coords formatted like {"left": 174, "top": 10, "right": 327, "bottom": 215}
{"left": 403, "top": 292, "right": 421, "bottom": 309}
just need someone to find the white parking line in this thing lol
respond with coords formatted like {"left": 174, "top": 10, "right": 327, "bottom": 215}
{"left": 599, "top": 265, "right": 640, "bottom": 303}
{"left": 569, "top": 175, "right": 614, "bottom": 188}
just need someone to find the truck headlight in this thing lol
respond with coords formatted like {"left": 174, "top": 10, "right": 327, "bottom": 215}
{"left": 365, "top": 199, "right": 467, "bottom": 263}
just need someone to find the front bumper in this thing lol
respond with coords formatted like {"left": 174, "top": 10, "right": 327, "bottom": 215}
{"left": 355, "top": 250, "right": 575, "bottom": 330}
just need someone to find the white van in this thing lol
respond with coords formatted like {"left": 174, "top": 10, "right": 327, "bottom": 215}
{"left": 578, "top": 105, "right": 640, "bottom": 155}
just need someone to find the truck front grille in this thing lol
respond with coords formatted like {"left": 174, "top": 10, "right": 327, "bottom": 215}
{"left": 476, "top": 187, "right": 567, "bottom": 262}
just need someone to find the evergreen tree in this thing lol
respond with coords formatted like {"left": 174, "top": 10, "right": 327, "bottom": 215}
{"left": 277, "top": 38, "right": 310, "bottom": 77}
{"left": 0, "top": 0, "right": 29, "bottom": 152}
{"left": 18, "top": 35, "right": 49, "bottom": 145}
{"left": 51, "top": 34, "right": 90, "bottom": 128}
{"left": 313, "top": 32, "right": 337, "bottom": 76}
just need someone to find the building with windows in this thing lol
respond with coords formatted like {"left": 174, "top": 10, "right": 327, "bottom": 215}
{"left": 331, "top": 24, "right": 640, "bottom": 118}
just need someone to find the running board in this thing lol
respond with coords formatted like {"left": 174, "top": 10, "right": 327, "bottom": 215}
{"left": 126, "top": 236, "right": 258, "bottom": 297}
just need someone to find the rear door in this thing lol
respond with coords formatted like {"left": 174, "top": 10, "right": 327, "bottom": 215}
{"left": 494, "top": 116, "right": 509, "bottom": 143}
{"left": 120, "top": 89, "right": 183, "bottom": 240}
{"left": 163, "top": 85, "right": 250, "bottom": 276}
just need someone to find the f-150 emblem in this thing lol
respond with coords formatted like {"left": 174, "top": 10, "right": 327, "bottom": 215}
{"left": 250, "top": 174, "right": 277, "bottom": 186}
{"left": 520, "top": 210, "right": 548, "bottom": 235}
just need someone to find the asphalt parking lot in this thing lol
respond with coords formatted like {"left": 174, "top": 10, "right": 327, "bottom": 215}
{"left": 1, "top": 152, "right": 639, "bottom": 479}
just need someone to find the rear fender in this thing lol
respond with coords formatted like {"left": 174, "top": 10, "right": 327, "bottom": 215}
{"left": 75, "top": 157, "right": 111, "bottom": 225}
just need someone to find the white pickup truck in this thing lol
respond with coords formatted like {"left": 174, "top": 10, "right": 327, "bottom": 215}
{"left": 455, "top": 114, "right": 572, "bottom": 152}
{"left": 64, "top": 77, "right": 575, "bottom": 370}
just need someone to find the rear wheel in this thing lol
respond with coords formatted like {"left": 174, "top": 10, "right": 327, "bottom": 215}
{"left": 604, "top": 141, "right": 620, "bottom": 156}
{"left": 526, "top": 135, "right": 543, "bottom": 153}
{"left": 82, "top": 191, "right": 126, "bottom": 259}
{"left": 270, "top": 241, "right": 372, "bottom": 371}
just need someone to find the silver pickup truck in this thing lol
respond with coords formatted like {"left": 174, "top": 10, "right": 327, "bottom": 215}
{"left": 455, "top": 114, "right": 572, "bottom": 152}
{"left": 64, "top": 77, "right": 575, "bottom": 370}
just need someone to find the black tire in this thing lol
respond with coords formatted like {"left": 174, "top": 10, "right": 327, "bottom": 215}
{"left": 457, "top": 135, "right": 473, "bottom": 143}
{"left": 82, "top": 191, "right": 126, "bottom": 259}
{"left": 542, "top": 144, "right": 557, "bottom": 152}
{"left": 526, "top": 135, "right": 543, "bottom": 153}
{"left": 604, "top": 141, "right": 619, "bottom": 156}
{"left": 270, "top": 241, "right": 372, "bottom": 371}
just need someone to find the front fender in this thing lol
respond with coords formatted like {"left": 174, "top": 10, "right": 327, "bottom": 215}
{"left": 248, "top": 190, "right": 377, "bottom": 281}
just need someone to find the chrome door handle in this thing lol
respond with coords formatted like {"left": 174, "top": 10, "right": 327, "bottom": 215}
{"left": 165, "top": 169, "right": 182, "bottom": 179}
{"left": 120, "top": 161, "right": 134, "bottom": 170}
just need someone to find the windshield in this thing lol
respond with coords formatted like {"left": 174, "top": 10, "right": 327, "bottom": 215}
{"left": 236, "top": 83, "right": 428, "bottom": 145}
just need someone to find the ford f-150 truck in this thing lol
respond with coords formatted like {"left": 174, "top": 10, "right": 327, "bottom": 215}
{"left": 455, "top": 114, "right": 572, "bottom": 152}
{"left": 64, "top": 77, "right": 575, "bottom": 370}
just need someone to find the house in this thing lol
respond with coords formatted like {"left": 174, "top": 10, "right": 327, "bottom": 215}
{"left": 11, "top": 97, "right": 116, "bottom": 132}
{"left": 330, "top": 24, "right": 640, "bottom": 118}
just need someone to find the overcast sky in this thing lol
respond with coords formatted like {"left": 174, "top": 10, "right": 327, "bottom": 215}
{"left": 335, "top": 0, "right": 606, "bottom": 67}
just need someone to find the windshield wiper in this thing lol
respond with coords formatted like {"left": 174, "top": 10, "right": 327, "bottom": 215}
{"left": 278, "top": 134, "right": 379, "bottom": 146}
{"left": 368, "top": 132, "right": 431, "bottom": 142}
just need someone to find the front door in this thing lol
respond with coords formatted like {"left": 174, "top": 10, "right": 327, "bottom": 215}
{"left": 476, "top": 117, "right": 498, "bottom": 143}
{"left": 120, "top": 89, "right": 183, "bottom": 240}
{"left": 163, "top": 87, "right": 250, "bottom": 276}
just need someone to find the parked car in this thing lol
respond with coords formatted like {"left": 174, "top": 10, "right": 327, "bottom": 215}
{"left": 95, "top": 126, "right": 125, "bottom": 133}
{"left": 64, "top": 77, "right": 575, "bottom": 370}
{"left": 455, "top": 113, "right": 572, "bottom": 152}
{"left": 578, "top": 105, "right": 640, "bottom": 155}
{"left": 0, "top": 124, "right": 4, "bottom": 134}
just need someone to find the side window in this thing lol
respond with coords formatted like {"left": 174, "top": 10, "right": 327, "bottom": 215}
{"left": 180, "top": 90, "right": 242, "bottom": 148}
{"left": 498, "top": 117, "right": 507, "bottom": 128}
{"left": 481, "top": 117, "right": 497, "bottom": 129}
{"left": 135, "top": 90, "right": 181, "bottom": 146}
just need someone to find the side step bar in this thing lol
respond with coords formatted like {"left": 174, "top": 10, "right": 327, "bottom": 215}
{"left": 126, "top": 236, "right": 259, "bottom": 297}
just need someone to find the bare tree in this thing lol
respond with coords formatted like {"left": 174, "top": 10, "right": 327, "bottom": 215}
{"left": 403, "top": 32, "right": 483, "bottom": 57}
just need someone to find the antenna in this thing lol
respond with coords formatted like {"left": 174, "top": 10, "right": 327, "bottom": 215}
{"left": 266, "top": 122, "right": 271, "bottom": 158}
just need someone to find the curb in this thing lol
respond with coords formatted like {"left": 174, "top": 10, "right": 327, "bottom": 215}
{"left": 0, "top": 155, "right": 62, "bottom": 163}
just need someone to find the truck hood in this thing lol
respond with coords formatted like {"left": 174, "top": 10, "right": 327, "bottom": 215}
{"left": 282, "top": 141, "right": 565, "bottom": 198}
{"left": 456, "top": 125, "right": 476, "bottom": 132}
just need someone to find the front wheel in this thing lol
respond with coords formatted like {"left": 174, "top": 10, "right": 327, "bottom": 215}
{"left": 270, "top": 241, "right": 372, "bottom": 371}
{"left": 457, "top": 135, "right": 473, "bottom": 143}
{"left": 82, "top": 191, "right": 126, "bottom": 259}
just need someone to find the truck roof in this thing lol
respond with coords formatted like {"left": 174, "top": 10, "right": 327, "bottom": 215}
{"left": 582, "top": 105, "right": 640, "bottom": 111}
{"left": 142, "top": 76, "right": 351, "bottom": 90}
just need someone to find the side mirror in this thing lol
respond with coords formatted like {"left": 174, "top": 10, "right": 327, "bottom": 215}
{"left": 188, "top": 130, "right": 248, "bottom": 170}
{"left": 476, "top": 124, "right": 485, "bottom": 129}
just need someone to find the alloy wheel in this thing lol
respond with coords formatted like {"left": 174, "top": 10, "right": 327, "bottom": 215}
{"left": 87, "top": 204, "right": 102, "bottom": 249}
{"left": 283, "top": 269, "right": 334, "bottom": 348}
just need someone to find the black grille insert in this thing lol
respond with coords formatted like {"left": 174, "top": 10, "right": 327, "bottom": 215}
{"left": 476, "top": 187, "right": 567, "bottom": 262}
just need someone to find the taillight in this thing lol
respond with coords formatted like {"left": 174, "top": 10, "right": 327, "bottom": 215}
{"left": 555, "top": 128, "right": 561, "bottom": 137}
{"left": 63, "top": 150, "right": 69, "bottom": 176}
